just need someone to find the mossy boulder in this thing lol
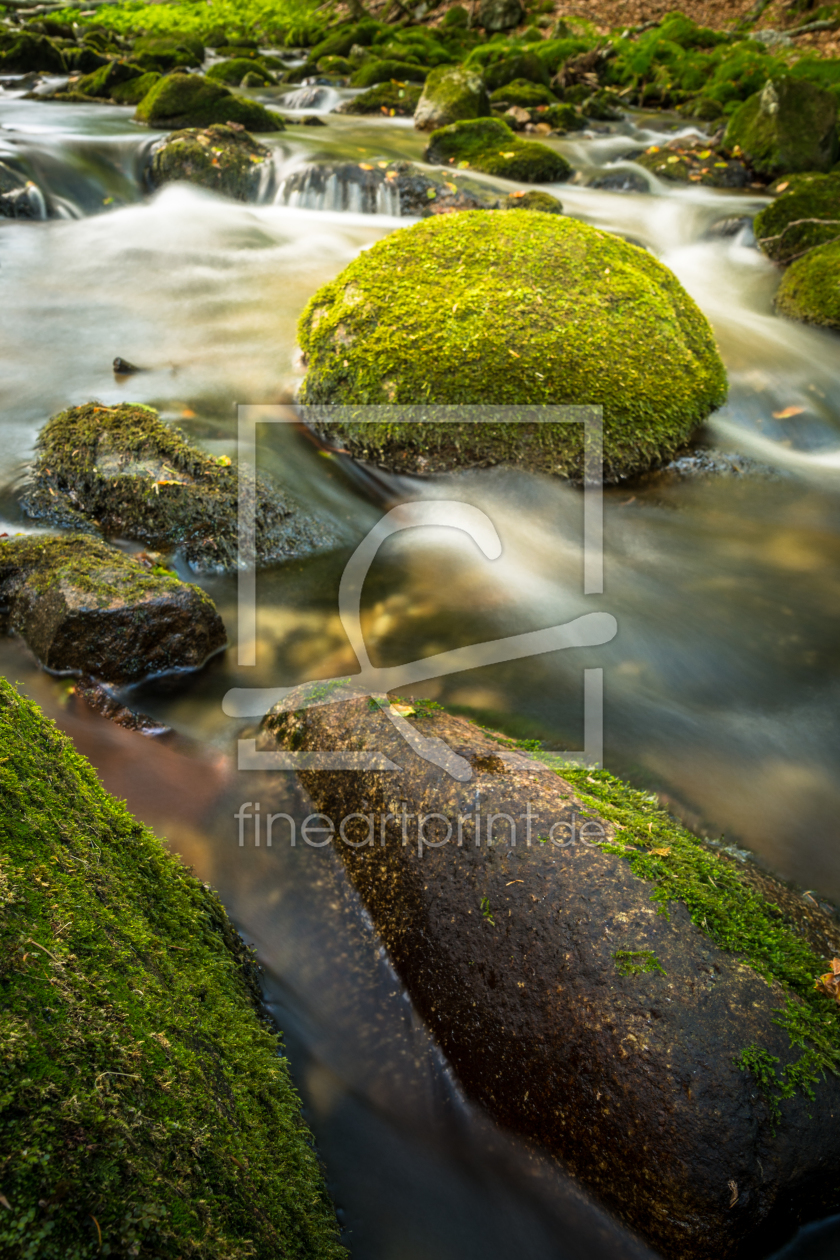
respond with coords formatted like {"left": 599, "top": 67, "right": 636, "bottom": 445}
{"left": 349, "top": 59, "right": 427, "bottom": 88}
{"left": 134, "top": 74, "right": 285, "bottom": 132}
{"left": 296, "top": 211, "right": 727, "bottom": 482}
{"left": 541, "top": 101, "right": 586, "bottom": 132}
{"left": 490, "top": 78, "right": 557, "bottom": 108}
{"left": 583, "top": 88, "right": 624, "bottom": 121}
{"left": 635, "top": 139, "right": 753, "bottom": 189}
{"left": 148, "top": 123, "right": 273, "bottom": 202}
{"left": 21, "top": 403, "right": 335, "bottom": 573}
{"left": 485, "top": 50, "right": 550, "bottom": 92}
{"left": 424, "top": 118, "right": 571, "bottom": 183}
{"left": 335, "top": 80, "right": 422, "bottom": 117}
{"left": 724, "top": 76, "right": 840, "bottom": 179}
{"left": 72, "top": 58, "right": 144, "bottom": 101}
{"left": 775, "top": 239, "right": 840, "bottom": 332}
{"left": 478, "top": 0, "right": 524, "bottom": 33}
{"left": 132, "top": 33, "right": 204, "bottom": 72}
{"left": 0, "top": 678, "right": 345, "bottom": 1259}
{"left": 317, "top": 54, "right": 352, "bottom": 75}
{"left": 206, "top": 56, "right": 276, "bottom": 87}
{"left": 414, "top": 64, "right": 491, "bottom": 131}
{"left": 112, "top": 70, "right": 160, "bottom": 106}
{"left": 753, "top": 170, "right": 840, "bottom": 264}
{"left": 262, "top": 692, "right": 840, "bottom": 1260}
{"left": 504, "top": 187, "right": 562, "bottom": 212}
{"left": 0, "top": 535, "right": 225, "bottom": 683}
{"left": 0, "top": 31, "right": 65, "bottom": 74}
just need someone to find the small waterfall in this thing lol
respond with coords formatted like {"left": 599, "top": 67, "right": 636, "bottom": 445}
{"left": 277, "top": 162, "right": 401, "bottom": 215}
{"left": 277, "top": 85, "right": 342, "bottom": 113}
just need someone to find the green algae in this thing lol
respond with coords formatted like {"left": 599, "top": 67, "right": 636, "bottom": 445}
{"left": 424, "top": 117, "right": 571, "bottom": 183}
{"left": 613, "top": 948, "right": 666, "bottom": 977}
{"left": 0, "top": 679, "right": 344, "bottom": 1259}
{"left": 134, "top": 74, "right": 284, "bottom": 132}
{"left": 775, "top": 239, "right": 840, "bottom": 332}
{"left": 297, "top": 211, "right": 727, "bottom": 483}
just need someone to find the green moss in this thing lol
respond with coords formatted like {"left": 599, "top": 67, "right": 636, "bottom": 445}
{"left": 503, "top": 189, "right": 563, "bottom": 212}
{"left": 775, "top": 239, "right": 840, "bottom": 332}
{"left": 73, "top": 59, "right": 144, "bottom": 99}
{"left": 134, "top": 74, "right": 285, "bottom": 132}
{"left": 0, "top": 30, "right": 66, "bottom": 74}
{"left": 317, "top": 55, "right": 352, "bottom": 75}
{"left": 490, "top": 78, "right": 557, "bottom": 107}
{"left": 479, "top": 49, "right": 551, "bottom": 92}
{"left": 424, "top": 117, "right": 571, "bottom": 183}
{"left": 133, "top": 32, "right": 204, "bottom": 70}
{"left": 112, "top": 71, "right": 160, "bottom": 105}
{"left": 754, "top": 170, "right": 840, "bottom": 263}
{"left": 414, "top": 64, "right": 491, "bottom": 130}
{"left": 149, "top": 123, "right": 272, "bottom": 201}
{"left": 541, "top": 101, "right": 586, "bottom": 131}
{"left": 0, "top": 679, "right": 344, "bottom": 1259}
{"left": 724, "top": 76, "right": 840, "bottom": 178}
{"left": 614, "top": 949, "right": 666, "bottom": 977}
{"left": 349, "top": 59, "right": 427, "bottom": 88}
{"left": 297, "top": 211, "right": 727, "bottom": 482}
{"left": 556, "top": 764, "right": 840, "bottom": 1118}
{"left": 635, "top": 140, "right": 752, "bottom": 189}
{"left": 335, "top": 80, "right": 421, "bottom": 116}
{"left": 207, "top": 56, "right": 275, "bottom": 85}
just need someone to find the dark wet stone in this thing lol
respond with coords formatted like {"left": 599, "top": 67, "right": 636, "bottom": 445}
{"left": 589, "top": 169, "right": 649, "bottom": 193}
{"left": 0, "top": 161, "right": 44, "bottom": 219}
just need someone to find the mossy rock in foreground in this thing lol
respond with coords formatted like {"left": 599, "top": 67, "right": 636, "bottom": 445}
{"left": 134, "top": 74, "right": 284, "bottom": 132}
{"left": 775, "top": 239, "right": 840, "bottom": 332}
{"left": 724, "top": 76, "right": 840, "bottom": 179}
{"left": 0, "top": 680, "right": 344, "bottom": 1260}
{"left": 263, "top": 691, "right": 840, "bottom": 1260}
{"left": 753, "top": 170, "right": 840, "bottom": 264}
{"left": 21, "top": 403, "right": 336, "bottom": 573}
{"left": 297, "top": 212, "right": 727, "bottom": 482}
{"left": 0, "top": 534, "right": 225, "bottom": 684}
{"left": 424, "top": 117, "right": 571, "bottom": 183}
{"left": 148, "top": 123, "right": 273, "bottom": 202}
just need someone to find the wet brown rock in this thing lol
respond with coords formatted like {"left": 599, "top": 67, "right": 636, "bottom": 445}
{"left": 262, "top": 692, "right": 840, "bottom": 1260}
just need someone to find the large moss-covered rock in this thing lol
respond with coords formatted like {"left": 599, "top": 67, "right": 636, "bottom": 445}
{"left": 134, "top": 74, "right": 284, "bottom": 132}
{"left": 349, "top": 58, "right": 427, "bottom": 88}
{"left": 132, "top": 33, "right": 204, "bottom": 72}
{"left": 297, "top": 212, "right": 727, "bottom": 482}
{"left": 490, "top": 78, "right": 557, "bottom": 107}
{"left": 478, "top": 0, "right": 523, "bottom": 32}
{"left": 148, "top": 123, "right": 273, "bottom": 201}
{"left": 0, "top": 679, "right": 345, "bottom": 1259}
{"left": 112, "top": 70, "right": 160, "bottom": 105}
{"left": 754, "top": 170, "right": 840, "bottom": 264}
{"left": 724, "top": 77, "right": 840, "bottom": 179}
{"left": 206, "top": 56, "right": 276, "bottom": 87}
{"left": 0, "top": 534, "right": 225, "bottom": 683}
{"left": 262, "top": 692, "right": 840, "bottom": 1260}
{"left": 424, "top": 117, "right": 571, "bottom": 183}
{"left": 775, "top": 239, "right": 840, "bottom": 332}
{"left": 335, "top": 80, "right": 421, "bottom": 116}
{"left": 414, "top": 65, "right": 491, "bottom": 132}
{"left": 21, "top": 403, "right": 335, "bottom": 573}
{"left": 485, "top": 49, "right": 550, "bottom": 91}
{"left": 0, "top": 30, "right": 64, "bottom": 74}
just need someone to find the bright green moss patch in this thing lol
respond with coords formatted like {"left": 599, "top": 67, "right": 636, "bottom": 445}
{"left": 135, "top": 74, "right": 285, "bottom": 131}
{"left": 298, "top": 211, "right": 727, "bottom": 482}
{"left": 614, "top": 949, "right": 666, "bottom": 977}
{"left": 0, "top": 680, "right": 344, "bottom": 1259}
{"left": 424, "top": 117, "right": 571, "bottom": 183}
{"left": 775, "top": 239, "right": 840, "bottom": 332}
{"left": 558, "top": 764, "right": 840, "bottom": 1117}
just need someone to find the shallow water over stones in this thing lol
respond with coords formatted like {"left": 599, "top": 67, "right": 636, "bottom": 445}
{"left": 2, "top": 79, "right": 840, "bottom": 1260}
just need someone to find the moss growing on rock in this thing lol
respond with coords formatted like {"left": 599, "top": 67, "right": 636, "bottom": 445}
{"left": 335, "top": 80, "right": 422, "bottom": 116}
{"left": 0, "top": 31, "right": 65, "bottom": 74}
{"left": 297, "top": 211, "right": 727, "bottom": 482}
{"left": 22, "top": 403, "right": 336, "bottom": 573}
{"left": 349, "top": 58, "right": 427, "bottom": 88}
{"left": 73, "top": 58, "right": 144, "bottom": 99}
{"left": 206, "top": 56, "right": 276, "bottom": 87}
{"left": 754, "top": 170, "right": 840, "bottom": 264}
{"left": 0, "top": 679, "right": 344, "bottom": 1259}
{"left": 148, "top": 123, "right": 273, "bottom": 201}
{"left": 133, "top": 33, "right": 204, "bottom": 71}
{"left": 414, "top": 64, "right": 491, "bottom": 131}
{"left": 482, "top": 49, "right": 550, "bottom": 92}
{"left": 490, "top": 78, "right": 557, "bottom": 108}
{"left": 724, "top": 76, "right": 840, "bottom": 179}
{"left": 424, "top": 117, "right": 571, "bottom": 183}
{"left": 503, "top": 188, "right": 562, "bottom": 212}
{"left": 134, "top": 74, "right": 285, "bottom": 132}
{"left": 112, "top": 70, "right": 160, "bottom": 105}
{"left": 0, "top": 534, "right": 225, "bottom": 683}
{"left": 775, "top": 239, "right": 840, "bottom": 332}
{"left": 635, "top": 139, "right": 753, "bottom": 189}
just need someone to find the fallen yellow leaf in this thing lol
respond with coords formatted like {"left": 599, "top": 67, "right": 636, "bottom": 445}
{"left": 772, "top": 406, "right": 805, "bottom": 419}
{"left": 500, "top": 151, "right": 516, "bottom": 158}
{"left": 358, "top": 163, "right": 373, "bottom": 171}
{"left": 776, "top": 180, "right": 790, "bottom": 192}
{"left": 651, "top": 847, "right": 671, "bottom": 857}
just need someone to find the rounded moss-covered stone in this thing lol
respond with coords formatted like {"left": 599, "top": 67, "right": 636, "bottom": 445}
{"left": 425, "top": 117, "right": 571, "bottom": 183}
{"left": 112, "top": 70, "right": 159, "bottom": 105}
{"left": 635, "top": 140, "right": 751, "bottom": 189}
{"left": 134, "top": 74, "right": 285, "bottom": 132}
{"left": 296, "top": 211, "right": 728, "bottom": 481}
{"left": 541, "top": 101, "right": 586, "bottom": 132}
{"left": 335, "top": 80, "right": 422, "bottom": 116}
{"left": 775, "top": 239, "right": 840, "bottom": 331}
{"left": 207, "top": 56, "right": 275, "bottom": 86}
{"left": 318, "top": 54, "right": 352, "bottom": 74}
{"left": 73, "top": 58, "right": 143, "bottom": 99}
{"left": 148, "top": 123, "right": 273, "bottom": 202}
{"left": 22, "top": 403, "right": 335, "bottom": 572}
{"left": 478, "top": 0, "right": 523, "bottom": 33}
{"left": 484, "top": 50, "right": 550, "bottom": 92}
{"left": 503, "top": 188, "right": 562, "bottom": 212}
{"left": 490, "top": 78, "right": 557, "bottom": 107}
{"left": 0, "top": 678, "right": 345, "bottom": 1259}
{"left": 0, "top": 30, "right": 65, "bottom": 74}
{"left": 724, "top": 76, "right": 840, "bottom": 178}
{"left": 350, "top": 58, "right": 427, "bottom": 88}
{"left": 754, "top": 170, "right": 840, "bottom": 263}
{"left": 414, "top": 64, "right": 491, "bottom": 131}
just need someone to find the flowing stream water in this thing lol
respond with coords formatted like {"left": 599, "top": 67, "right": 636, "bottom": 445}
{"left": 2, "top": 70, "right": 840, "bottom": 1260}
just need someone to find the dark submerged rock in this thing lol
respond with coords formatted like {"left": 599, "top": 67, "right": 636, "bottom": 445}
{"left": 724, "top": 76, "right": 840, "bottom": 179}
{"left": 0, "top": 534, "right": 225, "bottom": 684}
{"left": 21, "top": 403, "right": 336, "bottom": 573}
{"left": 148, "top": 123, "right": 274, "bottom": 202}
{"left": 134, "top": 74, "right": 285, "bottom": 132}
{"left": 424, "top": 117, "right": 572, "bottom": 183}
{"left": 0, "top": 679, "right": 345, "bottom": 1259}
{"left": 262, "top": 692, "right": 840, "bottom": 1260}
